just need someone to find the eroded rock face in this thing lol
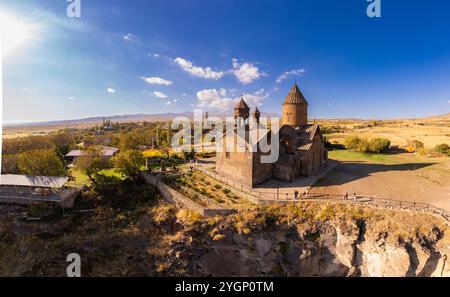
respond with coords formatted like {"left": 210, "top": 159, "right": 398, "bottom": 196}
{"left": 170, "top": 219, "right": 450, "bottom": 277}
{"left": 1, "top": 203, "right": 449, "bottom": 277}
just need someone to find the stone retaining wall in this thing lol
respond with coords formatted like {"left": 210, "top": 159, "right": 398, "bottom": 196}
{"left": 196, "top": 167, "right": 260, "bottom": 204}
{"left": 142, "top": 173, "right": 235, "bottom": 217}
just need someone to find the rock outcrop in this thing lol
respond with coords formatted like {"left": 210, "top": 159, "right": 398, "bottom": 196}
{"left": 164, "top": 205, "right": 450, "bottom": 277}
{"left": 1, "top": 202, "right": 449, "bottom": 277}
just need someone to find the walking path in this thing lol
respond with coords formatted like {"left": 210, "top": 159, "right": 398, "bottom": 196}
{"left": 195, "top": 157, "right": 450, "bottom": 223}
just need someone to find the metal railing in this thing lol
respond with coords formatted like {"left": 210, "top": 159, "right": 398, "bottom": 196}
{"left": 196, "top": 166, "right": 450, "bottom": 223}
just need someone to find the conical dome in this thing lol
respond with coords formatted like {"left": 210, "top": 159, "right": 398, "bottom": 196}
{"left": 284, "top": 83, "right": 308, "bottom": 105}
{"left": 234, "top": 96, "right": 250, "bottom": 119}
{"left": 235, "top": 97, "right": 249, "bottom": 110}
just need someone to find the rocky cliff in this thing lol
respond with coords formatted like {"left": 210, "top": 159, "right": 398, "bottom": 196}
{"left": 154, "top": 203, "right": 450, "bottom": 277}
{"left": 1, "top": 201, "right": 449, "bottom": 277}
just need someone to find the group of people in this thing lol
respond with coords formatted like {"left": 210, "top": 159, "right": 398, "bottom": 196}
{"left": 292, "top": 187, "right": 310, "bottom": 200}
{"left": 343, "top": 192, "right": 358, "bottom": 201}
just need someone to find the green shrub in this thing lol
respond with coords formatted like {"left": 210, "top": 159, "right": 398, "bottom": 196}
{"left": 417, "top": 147, "right": 428, "bottom": 156}
{"left": 406, "top": 140, "right": 424, "bottom": 153}
{"left": 344, "top": 136, "right": 369, "bottom": 152}
{"left": 434, "top": 143, "right": 450, "bottom": 156}
{"left": 368, "top": 138, "right": 391, "bottom": 153}
{"left": 344, "top": 135, "right": 391, "bottom": 154}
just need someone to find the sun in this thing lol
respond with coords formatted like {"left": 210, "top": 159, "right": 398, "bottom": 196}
{"left": 0, "top": 10, "right": 40, "bottom": 58}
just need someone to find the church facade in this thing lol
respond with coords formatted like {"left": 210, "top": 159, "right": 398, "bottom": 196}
{"left": 216, "top": 83, "right": 328, "bottom": 187}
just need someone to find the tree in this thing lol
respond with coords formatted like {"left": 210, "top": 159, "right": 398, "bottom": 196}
{"left": 50, "top": 132, "right": 76, "bottom": 162}
{"left": 17, "top": 149, "right": 66, "bottom": 176}
{"left": 368, "top": 138, "right": 391, "bottom": 153}
{"left": 75, "top": 147, "right": 110, "bottom": 180}
{"left": 3, "top": 135, "right": 54, "bottom": 155}
{"left": 434, "top": 143, "right": 450, "bottom": 156}
{"left": 118, "top": 132, "right": 143, "bottom": 150}
{"left": 112, "top": 150, "right": 145, "bottom": 179}
{"left": 1, "top": 154, "right": 19, "bottom": 174}
{"left": 406, "top": 139, "right": 424, "bottom": 153}
{"left": 344, "top": 136, "right": 368, "bottom": 152}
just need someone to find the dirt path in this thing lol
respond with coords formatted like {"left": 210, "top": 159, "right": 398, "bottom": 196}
{"left": 313, "top": 159, "right": 450, "bottom": 211}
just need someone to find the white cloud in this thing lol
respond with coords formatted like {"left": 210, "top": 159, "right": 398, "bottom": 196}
{"left": 107, "top": 88, "right": 116, "bottom": 94}
{"left": 231, "top": 58, "right": 265, "bottom": 85}
{"left": 149, "top": 53, "right": 160, "bottom": 58}
{"left": 166, "top": 101, "right": 171, "bottom": 105}
{"left": 153, "top": 91, "right": 168, "bottom": 98}
{"left": 142, "top": 76, "right": 173, "bottom": 85}
{"left": 197, "top": 89, "right": 233, "bottom": 110}
{"left": 174, "top": 57, "right": 224, "bottom": 80}
{"left": 182, "top": 93, "right": 188, "bottom": 96}
{"left": 242, "top": 89, "right": 269, "bottom": 106}
{"left": 448, "top": 100, "right": 450, "bottom": 104}
{"left": 196, "top": 88, "right": 269, "bottom": 110}
{"left": 69, "top": 96, "right": 75, "bottom": 100}
{"left": 173, "top": 99, "right": 178, "bottom": 103}
{"left": 123, "top": 33, "right": 139, "bottom": 43}
{"left": 276, "top": 68, "right": 306, "bottom": 83}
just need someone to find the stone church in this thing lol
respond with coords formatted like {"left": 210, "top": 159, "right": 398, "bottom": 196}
{"left": 216, "top": 83, "right": 328, "bottom": 187}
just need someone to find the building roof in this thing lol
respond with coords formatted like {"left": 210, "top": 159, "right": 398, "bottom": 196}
{"left": 284, "top": 83, "right": 308, "bottom": 105}
{"left": 297, "top": 124, "right": 321, "bottom": 151}
{"left": 0, "top": 174, "right": 69, "bottom": 188}
{"left": 234, "top": 97, "right": 249, "bottom": 110}
{"left": 66, "top": 146, "right": 119, "bottom": 158}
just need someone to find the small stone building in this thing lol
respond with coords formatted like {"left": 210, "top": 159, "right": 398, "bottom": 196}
{"left": 216, "top": 83, "right": 328, "bottom": 187}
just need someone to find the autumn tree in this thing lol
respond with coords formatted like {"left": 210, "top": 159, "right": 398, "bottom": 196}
{"left": 112, "top": 150, "right": 145, "bottom": 180}
{"left": 75, "top": 147, "right": 110, "bottom": 180}
{"left": 17, "top": 149, "right": 66, "bottom": 176}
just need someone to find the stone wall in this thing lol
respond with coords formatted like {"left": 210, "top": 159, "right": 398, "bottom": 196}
{"left": 196, "top": 167, "right": 261, "bottom": 204}
{"left": 216, "top": 151, "right": 254, "bottom": 187}
{"left": 252, "top": 151, "right": 273, "bottom": 185}
{"left": 142, "top": 173, "right": 235, "bottom": 217}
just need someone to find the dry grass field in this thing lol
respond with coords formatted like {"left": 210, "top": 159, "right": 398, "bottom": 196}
{"left": 312, "top": 114, "right": 450, "bottom": 210}
{"left": 317, "top": 113, "right": 450, "bottom": 149}
{"left": 314, "top": 150, "right": 450, "bottom": 211}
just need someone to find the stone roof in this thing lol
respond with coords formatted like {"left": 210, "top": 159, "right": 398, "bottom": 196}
{"left": 66, "top": 146, "right": 119, "bottom": 157}
{"left": 0, "top": 174, "right": 69, "bottom": 188}
{"left": 297, "top": 124, "right": 320, "bottom": 151}
{"left": 284, "top": 83, "right": 308, "bottom": 105}
{"left": 235, "top": 98, "right": 249, "bottom": 110}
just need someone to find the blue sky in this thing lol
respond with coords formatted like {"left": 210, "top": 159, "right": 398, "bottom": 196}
{"left": 1, "top": 0, "right": 450, "bottom": 123}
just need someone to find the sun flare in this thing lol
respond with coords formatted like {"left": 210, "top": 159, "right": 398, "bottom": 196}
{"left": 0, "top": 10, "right": 40, "bottom": 57}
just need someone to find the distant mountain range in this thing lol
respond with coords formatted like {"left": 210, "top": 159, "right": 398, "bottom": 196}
{"left": 4, "top": 111, "right": 280, "bottom": 129}
{"left": 4, "top": 112, "right": 448, "bottom": 130}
